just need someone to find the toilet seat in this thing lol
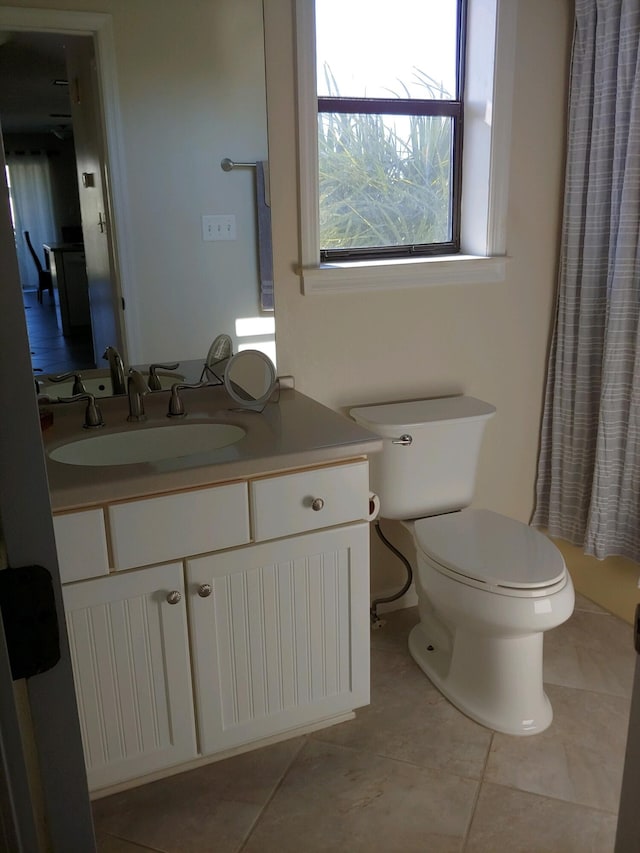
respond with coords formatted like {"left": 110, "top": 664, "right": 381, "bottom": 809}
{"left": 413, "top": 509, "right": 567, "bottom": 596}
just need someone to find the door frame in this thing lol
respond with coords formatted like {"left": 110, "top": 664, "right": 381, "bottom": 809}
{"left": 0, "top": 5, "right": 140, "bottom": 363}
{"left": 0, "top": 142, "right": 95, "bottom": 847}
{"left": 616, "top": 654, "right": 640, "bottom": 849}
{"left": 0, "top": 626, "right": 39, "bottom": 851}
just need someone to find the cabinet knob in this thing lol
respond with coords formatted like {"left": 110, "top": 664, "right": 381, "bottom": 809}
{"left": 197, "top": 583, "right": 212, "bottom": 598}
{"left": 311, "top": 497, "right": 325, "bottom": 512}
{"left": 166, "top": 590, "right": 182, "bottom": 605}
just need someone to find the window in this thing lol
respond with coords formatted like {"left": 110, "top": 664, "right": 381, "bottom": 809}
{"left": 295, "top": 0, "right": 516, "bottom": 293}
{"left": 5, "top": 155, "right": 57, "bottom": 291}
{"left": 316, "top": 0, "right": 466, "bottom": 262}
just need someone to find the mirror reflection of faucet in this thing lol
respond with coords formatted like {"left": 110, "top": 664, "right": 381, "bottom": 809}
{"left": 49, "top": 371, "right": 88, "bottom": 395}
{"left": 148, "top": 362, "right": 180, "bottom": 391}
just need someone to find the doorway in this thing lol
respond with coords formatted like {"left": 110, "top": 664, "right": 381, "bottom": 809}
{"left": 0, "top": 26, "right": 124, "bottom": 378}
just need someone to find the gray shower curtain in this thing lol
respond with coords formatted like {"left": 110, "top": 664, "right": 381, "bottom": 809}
{"left": 533, "top": 0, "right": 640, "bottom": 562}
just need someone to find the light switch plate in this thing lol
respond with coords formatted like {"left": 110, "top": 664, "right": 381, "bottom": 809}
{"left": 202, "top": 214, "right": 236, "bottom": 241}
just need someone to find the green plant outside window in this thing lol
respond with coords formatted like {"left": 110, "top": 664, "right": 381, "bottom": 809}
{"left": 315, "top": 0, "right": 466, "bottom": 261}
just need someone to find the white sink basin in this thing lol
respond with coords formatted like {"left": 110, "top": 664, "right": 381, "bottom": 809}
{"left": 49, "top": 423, "right": 246, "bottom": 467}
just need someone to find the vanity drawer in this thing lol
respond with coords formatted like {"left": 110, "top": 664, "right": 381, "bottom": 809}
{"left": 250, "top": 461, "right": 369, "bottom": 541}
{"left": 53, "top": 508, "right": 110, "bottom": 584}
{"left": 108, "top": 482, "right": 250, "bottom": 570}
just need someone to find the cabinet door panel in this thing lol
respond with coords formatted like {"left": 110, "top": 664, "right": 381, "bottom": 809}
{"left": 63, "top": 563, "right": 197, "bottom": 790}
{"left": 53, "top": 508, "right": 109, "bottom": 583}
{"left": 187, "top": 524, "right": 370, "bottom": 754}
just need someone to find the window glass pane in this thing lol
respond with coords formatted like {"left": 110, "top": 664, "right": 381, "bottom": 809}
{"left": 318, "top": 112, "right": 453, "bottom": 251}
{"left": 316, "top": 0, "right": 459, "bottom": 100}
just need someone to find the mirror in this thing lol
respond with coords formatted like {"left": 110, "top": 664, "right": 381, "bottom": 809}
{"left": 0, "top": 0, "right": 275, "bottom": 388}
{"left": 35, "top": 364, "right": 187, "bottom": 402}
{"left": 224, "top": 350, "right": 277, "bottom": 410}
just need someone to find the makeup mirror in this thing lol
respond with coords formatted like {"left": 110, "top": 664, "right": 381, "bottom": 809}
{"left": 224, "top": 350, "right": 277, "bottom": 410}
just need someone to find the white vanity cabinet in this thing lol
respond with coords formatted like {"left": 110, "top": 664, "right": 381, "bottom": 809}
{"left": 62, "top": 561, "right": 197, "bottom": 790}
{"left": 56, "top": 459, "right": 372, "bottom": 793}
{"left": 187, "top": 524, "right": 369, "bottom": 755}
{"left": 53, "top": 508, "right": 109, "bottom": 584}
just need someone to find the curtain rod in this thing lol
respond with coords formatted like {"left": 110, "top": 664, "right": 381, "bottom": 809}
{"left": 221, "top": 158, "right": 257, "bottom": 171}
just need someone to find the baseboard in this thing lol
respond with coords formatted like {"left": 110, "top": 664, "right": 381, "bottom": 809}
{"left": 90, "top": 710, "right": 355, "bottom": 799}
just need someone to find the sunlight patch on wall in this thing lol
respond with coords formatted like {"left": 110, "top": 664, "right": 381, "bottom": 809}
{"left": 235, "top": 316, "right": 276, "bottom": 366}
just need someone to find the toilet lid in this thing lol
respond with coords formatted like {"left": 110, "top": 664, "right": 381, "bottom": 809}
{"left": 414, "top": 509, "right": 566, "bottom": 589}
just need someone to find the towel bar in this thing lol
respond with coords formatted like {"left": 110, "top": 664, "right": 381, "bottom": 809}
{"left": 221, "top": 158, "right": 257, "bottom": 171}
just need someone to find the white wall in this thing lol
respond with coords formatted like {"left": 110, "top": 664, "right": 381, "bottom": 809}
{"left": 263, "top": 0, "right": 573, "bottom": 595}
{"left": 111, "top": 0, "right": 269, "bottom": 363}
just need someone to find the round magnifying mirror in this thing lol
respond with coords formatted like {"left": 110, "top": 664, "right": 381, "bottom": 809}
{"left": 223, "top": 350, "right": 277, "bottom": 410}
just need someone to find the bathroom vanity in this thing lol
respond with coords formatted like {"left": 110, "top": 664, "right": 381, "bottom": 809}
{"left": 44, "top": 385, "right": 381, "bottom": 794}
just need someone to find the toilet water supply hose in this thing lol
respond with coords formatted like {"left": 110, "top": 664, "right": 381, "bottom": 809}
{"left": 371, "top": 521, "right": 413, "bottom": 627}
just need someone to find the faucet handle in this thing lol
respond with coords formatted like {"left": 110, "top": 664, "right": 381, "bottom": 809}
{"left": 58, "top": 393, "right": 105, "bottom": 429}
{"left": 167, "top": 380, "right": 212, "bottom": 418}
{"left": 49, "top": 371, "right": 87, "bottom": 395}
{"left": 148, "top": 362, "right": 180, "bottom": 391}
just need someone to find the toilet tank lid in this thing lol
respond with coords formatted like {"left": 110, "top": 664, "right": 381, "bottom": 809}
{"left": 350, "top": 396, "right": 496, "bottom": 432}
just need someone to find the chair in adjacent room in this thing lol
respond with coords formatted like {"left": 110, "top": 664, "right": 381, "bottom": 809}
{"left": 24, "top": 230, "right": 53, "bottom": 304}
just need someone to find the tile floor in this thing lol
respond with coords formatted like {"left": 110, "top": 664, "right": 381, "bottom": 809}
{"left": 92, "top": 593, "right": 635, "bottom": 852}
{"left": 23, "top": 288, "right": 95, "bottom": 376}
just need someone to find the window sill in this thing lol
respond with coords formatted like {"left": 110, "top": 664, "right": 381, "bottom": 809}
{"left": 299, "top": 254, "right": 508, "bottom": 294}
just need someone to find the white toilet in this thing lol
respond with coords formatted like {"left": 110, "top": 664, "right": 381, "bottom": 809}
{"left": 350, "top": 395, "right": 574, "bottom": 736}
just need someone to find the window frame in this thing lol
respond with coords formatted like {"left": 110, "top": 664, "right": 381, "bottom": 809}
{"left": 295, "top": 0, "right": 518, "bottom": 294}
{"left": 317, "top": 0, "right": 468, "bottom": 262}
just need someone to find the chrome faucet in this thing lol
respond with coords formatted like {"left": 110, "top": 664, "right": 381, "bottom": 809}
{"left": 59, "top": 393, "right": 105, "bottom": 429}
{"left": 49, "top": 371, "right": 87, "bottom": 395}
{"left": 148, "top": 362, "right": 180, "bottom": 391}
{"left": 127, "top": 370, "right": 149, "bottom": 422}
{"left": 167, "top": 380, "right": 209, "bottom": 417}
{"left": 103, "top": 346, "right": 127, "bottom": 395}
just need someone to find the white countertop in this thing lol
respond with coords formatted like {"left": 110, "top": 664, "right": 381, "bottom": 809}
{"left": 43, "top": 386, "right": 382, "bottom": 512}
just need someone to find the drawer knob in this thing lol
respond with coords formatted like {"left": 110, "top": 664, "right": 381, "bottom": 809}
{"left": 311, "top": 497, "right": 325, "bottom": 512}
{"left": 197, "top": 583, "right": 213, "bottom": 598}
{"left": 166, "top": 590, "right": 182, "bottom": 605}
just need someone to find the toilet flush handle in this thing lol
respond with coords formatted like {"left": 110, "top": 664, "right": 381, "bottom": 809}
{"left": 391, "top": 434, "right": 413, "bottom": 446}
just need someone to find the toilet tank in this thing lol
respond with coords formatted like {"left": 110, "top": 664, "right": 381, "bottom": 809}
{"left": 350, "top": 396, "right": 496, "bottom": 520}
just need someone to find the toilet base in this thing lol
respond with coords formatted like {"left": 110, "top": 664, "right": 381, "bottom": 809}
{"left": 408, "top": 622, "right": 553, "bottom": 736}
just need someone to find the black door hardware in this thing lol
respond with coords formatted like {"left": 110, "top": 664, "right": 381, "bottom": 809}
{"left": 0, "top": 564, "right": 60, "bottom": 679}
